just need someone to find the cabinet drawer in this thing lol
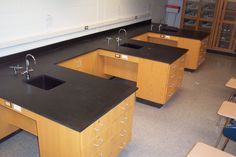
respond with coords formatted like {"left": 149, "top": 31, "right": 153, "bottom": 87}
{"left": 111, "top": 96, "right": 135, "bottom": 122}
{"left": 82, "top": 112, "right": 112, "bottom": 144}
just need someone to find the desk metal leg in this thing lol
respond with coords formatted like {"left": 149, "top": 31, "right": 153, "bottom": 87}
{"left": 222, "top": 138, "right": 230, "bottom": 151}
{"left": 215, "top": 118, "right": 230, "bottom": 147}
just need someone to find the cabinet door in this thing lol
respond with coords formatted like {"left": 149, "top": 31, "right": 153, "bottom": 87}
{"left": 182, "top": 0, "right": 200, "bottom": 30}
{"left": 137, "top": 59, "right": 169, "bottom": 104}
{"left": 213, "top": 0, "right": 236, "bottom": 53}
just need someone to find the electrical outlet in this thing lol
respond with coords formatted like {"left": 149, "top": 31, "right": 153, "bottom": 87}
{"left": 84, "top": 26, "right": 89, "bottom": 30}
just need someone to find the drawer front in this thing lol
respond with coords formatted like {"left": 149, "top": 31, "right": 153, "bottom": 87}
{"left": 81, "top": 94, "right": 135, "bottom": 157}
{"left": 166, "top": 56, "right": 185, "bottom": 100}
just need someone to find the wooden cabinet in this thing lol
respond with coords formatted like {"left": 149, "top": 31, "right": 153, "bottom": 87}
{"left": 137, "top": 55, "right": 185, "bottom": 104}
{"left": 81, "top": 94, "right": 135, "bottom": 157}
{"left": 58, "top": 49, "right": 185, "bottom": 105}
{"left": 58, "top": 50, "right": 110, "bottom": 79}
{"left": 180, "top": 0, "right": 218, "bottom": 48}
{"left": 0, "top": 93, "right": 135, "bottom": 157}
{"left": 132, "top": 32, "right": 207, "bottom": 70}
{"left": 212, "top": 0, "right": 236, "bottom": 53}
{"left": 97, "top": 49, "right": 185, "bottom": 105}
{"left": 181, "top": 0, "right": 236, "bottom": 54}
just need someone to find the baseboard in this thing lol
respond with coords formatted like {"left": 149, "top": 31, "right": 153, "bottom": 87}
{"left": 0, "top": 129, "right": 22, "bottom": 143}
{"left": 207, "top": 49, "right": 236, "bottom": 57}
{"left": 136, "top": 98, "right": 163, "bottom": 108}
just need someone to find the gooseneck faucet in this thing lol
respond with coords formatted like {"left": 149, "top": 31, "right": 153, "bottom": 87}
{"left": 116, "top": 37, "right": 122, "bottom": 49}
{"left": 158, "top": 23, "right": 163, "bottom": 31}
{"left": 22, "top": 54, "right": 36, "bottom": 80}
{"left": 151, "top": 24, "right": 156, "bottom": 31}
{"left": 118, "top": 28, "right": 127, "bottom": 37}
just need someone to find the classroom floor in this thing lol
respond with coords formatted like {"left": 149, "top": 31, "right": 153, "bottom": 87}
{"left": 0, "top": 53, "right": 236, "bottom": 157}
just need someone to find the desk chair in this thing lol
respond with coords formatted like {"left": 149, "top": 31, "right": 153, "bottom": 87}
{"left": 221, "top": 121, "right": 236, "bottom": 150}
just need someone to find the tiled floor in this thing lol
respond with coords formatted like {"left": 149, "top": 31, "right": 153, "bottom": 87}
{"left": 0, "top": 53, "right": 236, "bottom": 157}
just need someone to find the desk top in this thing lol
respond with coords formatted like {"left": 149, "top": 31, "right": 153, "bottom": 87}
{"left": 187, "top": 143, "right": 235, "bottom": 157}
{"left": 218, "top": 101, "right": 236, "bottom": 120}
{"left": 226, "top": 78, "right": 236, "bottom": 89}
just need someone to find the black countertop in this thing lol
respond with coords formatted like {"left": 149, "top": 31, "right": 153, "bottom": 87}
{"left": 126, "top": 23, "right": 209, "bottom": 40}
{"left": 0, "top": 21, "right": 201, "bottom": 132}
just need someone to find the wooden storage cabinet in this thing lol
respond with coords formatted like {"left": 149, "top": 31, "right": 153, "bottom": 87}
{"left": 0, "top": 94, "right": 135, "bottom": 157}
{"left": 137, "top": 55, "right": 185, "bottom": 104}
{"left": 133, "top": 32, "right": 207, "bottom": 70}
{"left": 59, "top": 49, "right": 185, "bottom": 105}
{"left": 58, "top": 50, "right": 110, "bottom": 79}
{"left": 81, "top": 94, "right": 135, "bottom": 157}
{"left": 181, "top": 0, "right": 236, "bottom": 54}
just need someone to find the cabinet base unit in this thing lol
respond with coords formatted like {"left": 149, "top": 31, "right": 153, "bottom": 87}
{"left": 59, "top": 49, "right": 186, "bottom": 105}
{"left": 132, "top": 32, "right": 208, "bottom": 70}
{"left": 0, "top": 94, "right": 135, "bottom": 157}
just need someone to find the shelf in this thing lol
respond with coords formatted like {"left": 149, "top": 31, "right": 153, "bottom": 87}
{"left": 184, "top": 16, "right": 197, "bottom": 20}
{"left": 199, "top": 18, "right": 213, "bottom": 22}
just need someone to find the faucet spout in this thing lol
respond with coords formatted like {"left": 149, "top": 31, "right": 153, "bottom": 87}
{"left": 23, "top": 54, "right": 36, "bottom": 80}
{"left": 118, "top": 28, "right": 127, "bottom": 37}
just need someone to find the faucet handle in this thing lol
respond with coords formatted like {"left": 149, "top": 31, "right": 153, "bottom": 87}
{"left": 21, "top": 69, "right": 33, "bottom": 75}
{"left": 106, "top": 37, "right": 113, "bottom": 47}
{"left": 116, "top": 37, "right": 122, "bottom": 42}
{"left": 9, "top": 65, "right": 24, "bottom": 75}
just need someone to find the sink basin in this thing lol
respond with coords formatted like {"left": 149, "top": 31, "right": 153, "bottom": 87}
{"left": 25, "top": 75, "right": 65, "bottom": 90}
{"left": 121, "top": 43, "right": 144, "bottom": 49}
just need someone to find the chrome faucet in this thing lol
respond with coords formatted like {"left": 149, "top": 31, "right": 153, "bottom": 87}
{"left": 158, "top": 23, "right": 163, "bottom": 31}
{"left": 106, "top": 36, "right": 113, "bottom": 47}
{"left": 118, "top": 28, "right": 127, "bottom": 37}
{"left": 151, "top": 24, "right": 156, "bottom": 31}
{"left": 22, "top": 54, "right": 36, "bottom": 80}
{"left": 9, "top": 64, "right": 24, "bottom": 75}
{"left": 116, "top": 37, "right": 122, "bottom": 49}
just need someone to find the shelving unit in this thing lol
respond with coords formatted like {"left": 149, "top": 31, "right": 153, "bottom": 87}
{"left": 180, "top": 0, "right": 236, "bottom": 54}
{"left": 180, "top": 0, "right": 218, "bottom": 49}
{"left": 212, "top": 0, "right": 236, "bottom": 53}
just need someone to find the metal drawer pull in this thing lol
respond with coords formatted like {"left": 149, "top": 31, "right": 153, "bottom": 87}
{"left": 94, "top": 121, "right": 104, "bottom": 132}
{"left": 93, "top": 137, "right": 104, "bottom": 147}
{"left": 120, "top": 117, "right": 128, "bottom": 124}
{"left": 120, "top": 129, "right": 127, "bottom": 137}
{"left": 120, "top": 103, "right": 129, "bottom": 110}
{"left": 119, "top": 142, "right": 127, "bottom": 149}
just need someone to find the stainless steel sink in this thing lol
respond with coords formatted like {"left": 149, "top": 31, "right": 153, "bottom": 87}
{"left": 25, "top": 75, "right": 65, "bottom": 90}
{"left": 121, "top": 43, "right": 144, "bottom": 49}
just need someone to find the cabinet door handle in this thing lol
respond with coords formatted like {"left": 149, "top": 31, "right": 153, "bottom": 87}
{"left": 94, "top": 121, "right": 104, "bottom": 132}
{"left": 120, "top": 129, "right": 127, "bottom": 137}
{"left": 119, "top": 141, "right": 127, "bottom": 149}
{"left": 120, "top": 116, "right": 128, "bottom": 124}
{"left": 93, "top": 137, "right": 104, "bottom": 147}
{"left": 120, "top": 103, "right": 129, "bottom": 110}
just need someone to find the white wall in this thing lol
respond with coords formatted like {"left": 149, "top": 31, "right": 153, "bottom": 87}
{"left": 150, "top": 0, "right": 167, "bottom": 23}
{"left": 0, "top": 0, "right": 151, "bottom": 57}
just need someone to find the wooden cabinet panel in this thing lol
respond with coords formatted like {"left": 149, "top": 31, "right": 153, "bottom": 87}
{"left": 133, "top": 32, "right": 207, "bottom": 70}
{"left": 58, "top": 50, "right": 110, "bottom": 78}
{"left": 0, "top": 98, "right": 18, "bottom": 140}
{"left": 137, "top": 58, "right": 170, "bottom": 104}
{"left": 81, "top": 93, "right": 135, "bottom": 157}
